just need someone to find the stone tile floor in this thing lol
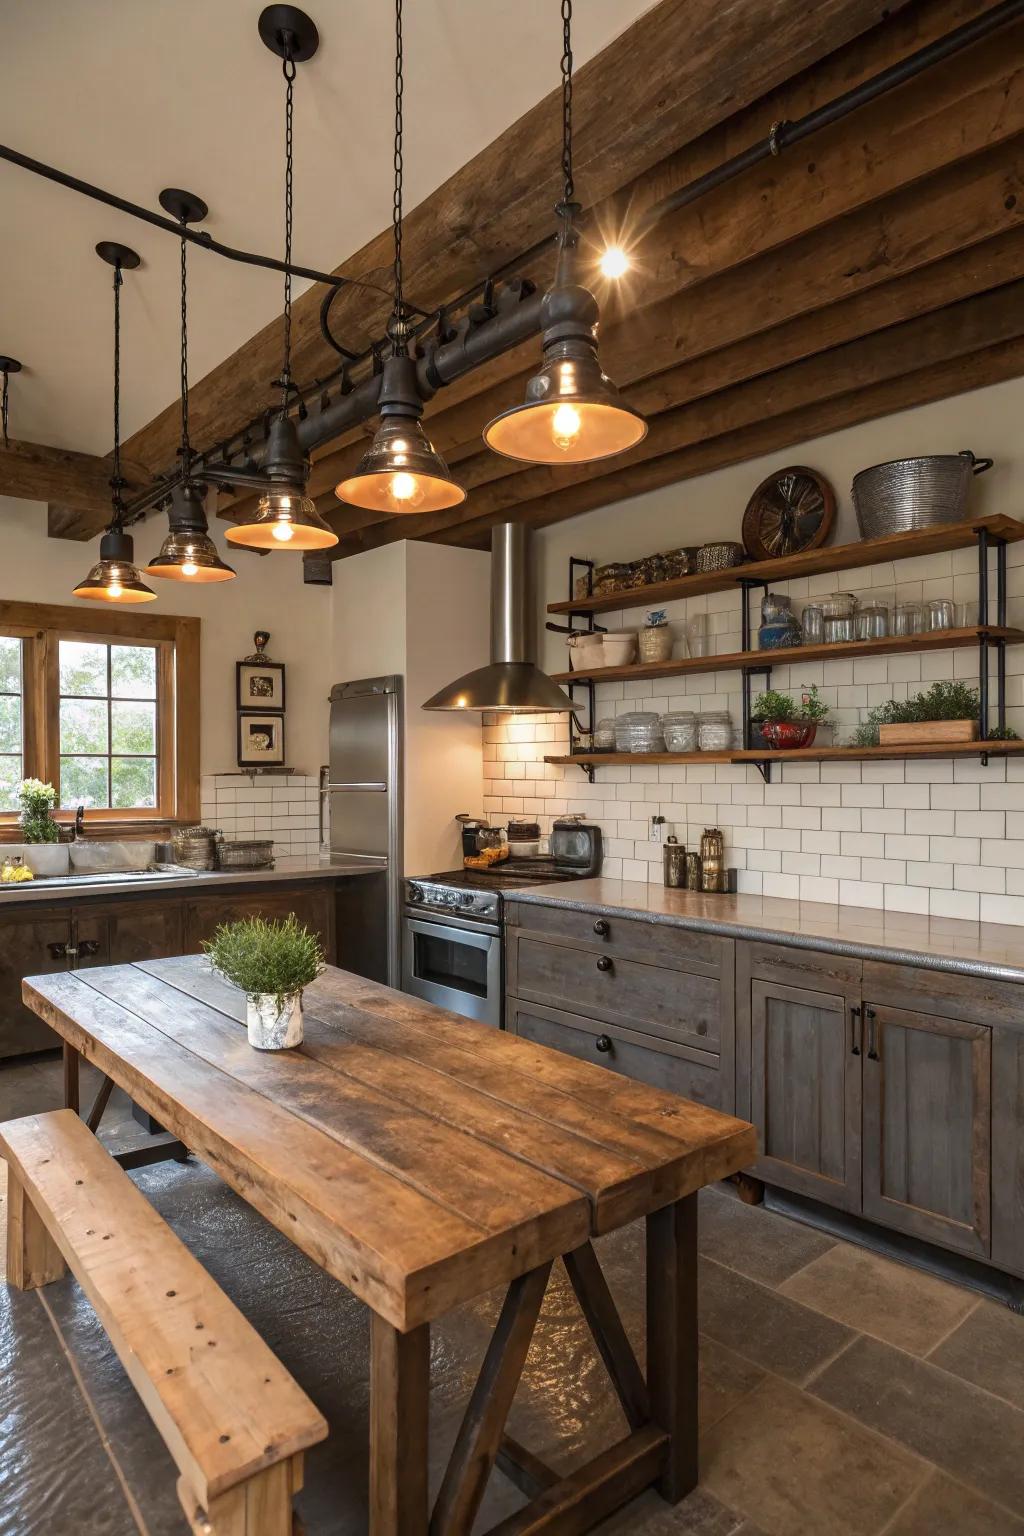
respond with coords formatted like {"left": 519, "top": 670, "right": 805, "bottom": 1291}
{"left": 1, "top": 1055, "right": 1023, "bottom": 1536}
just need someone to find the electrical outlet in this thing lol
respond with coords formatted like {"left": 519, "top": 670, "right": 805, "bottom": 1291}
{"left": 651, "top": 815, "right": 666, "bottom": 843}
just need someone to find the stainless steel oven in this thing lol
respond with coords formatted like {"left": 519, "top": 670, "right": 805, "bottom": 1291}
{"left": 401, "top": 908, "right": 502, "bottom": 1027}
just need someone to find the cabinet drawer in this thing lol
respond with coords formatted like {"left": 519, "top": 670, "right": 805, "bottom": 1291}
{"left": 742, "top": 940, "right": 861, "bottom": 993}
{"left": 507, "top": 901, "right": 730, "bottom": 977}
{"left": 508, "top": 999, "right": 724, "bottom": 1108}
{"left": 512, "top": 934, "right": 722, "bottom": 1053}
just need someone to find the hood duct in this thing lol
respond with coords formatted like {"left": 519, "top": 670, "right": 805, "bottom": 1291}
{"left": 422, "top": 523, "right": 572, "bottom": 713}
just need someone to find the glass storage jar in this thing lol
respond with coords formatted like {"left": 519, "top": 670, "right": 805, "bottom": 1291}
{"left": 821, "top": 592, "right": 859, "bottom": 643}
{"left": 697, "top": 711, "right": 733, "bottom": 752}
{"left": 592, "top": 717, "right": 617, "bottom": 750}
{"left": 800, "top": 603, "right": 824, "bottom": 645}
{"left": 893, "top": 601, "right": 923, "bottom": 637}
{"left": 662, "top": 712, "right": 698, "bottom": 752}
{"left": 924, "top": 597, "right": 955, "bottom": 631}
{"left": 855, "top": 602, "right": 890, "bottom": 641}
{"left": 613, "top": 712, "right": 665, "bottom": 753}
{"left": 758, "top": 592, "right": 801, "bottom": 651}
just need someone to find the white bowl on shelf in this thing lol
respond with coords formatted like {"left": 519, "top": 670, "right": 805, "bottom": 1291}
{"left": 566, "top": 633, "right": 605, "bottom": 670}
{"left": 600, "top": 630, "right": 637, "bottom": 667}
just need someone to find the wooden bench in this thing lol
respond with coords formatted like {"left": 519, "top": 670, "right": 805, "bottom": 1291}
{"left": 1, "top": 1109, "right": 328, "bottom": 1536}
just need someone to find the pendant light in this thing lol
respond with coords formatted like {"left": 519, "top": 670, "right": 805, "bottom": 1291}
{"left": 144, "top": 193, "right": 235, "bottom": 583}
{"left": 483, "top": 1, "right": 646, "bottom": 466}
{"left": 226, "top": 9, "right": 337, "bottom": 552}
{"left": 73, "top": 245, "right": 156, "bottom": 605}
{"left": 335, "top": 0, "right": 465, "bottom": 516}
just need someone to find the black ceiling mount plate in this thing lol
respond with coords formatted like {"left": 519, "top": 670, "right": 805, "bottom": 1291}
{"left": 258, "top": 5, "right": 319, "bottom": 61}
{"left": 0, "top": 357, "right": 22, "bottom": 374}
{"left": 158, "top": 188, "right": 209, "bottom": 225}
{"left": 96, "top": 241, "right": 141, "bottom": 269}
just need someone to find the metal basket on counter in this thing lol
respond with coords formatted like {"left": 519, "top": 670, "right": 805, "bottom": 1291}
{"left": 216, "top": 838, "right": 275, "bottom": 871}
{"left": 171, "top": 827, "right": 219, "bottom": 870}
{"left": 852, "top": 451, "right": 993, "bottom": 539}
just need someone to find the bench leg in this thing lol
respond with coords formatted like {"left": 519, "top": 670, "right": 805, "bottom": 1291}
{"left": 370, "top": 1314, "right": 429, "bottom": 1536}
{"left": 5, "top": 1167, "right": 66, "bottom": 1290}
{"left": 646, "top": 1193, "right": 699, "bottom": 1503}
{"left": 178, "top": 1461, "right": 298, "bottom": 1536}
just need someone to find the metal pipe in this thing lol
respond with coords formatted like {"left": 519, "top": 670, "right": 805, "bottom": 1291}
{"left": 0, "top": 142, "right": 375, "bottom": 294}
{"left": 636, "top": 0, "right": 1024, "bottom": 235}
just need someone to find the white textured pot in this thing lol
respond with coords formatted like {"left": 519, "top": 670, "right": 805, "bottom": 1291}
{"left": 246, "top": 991, "right": 304, "bottom": 1051}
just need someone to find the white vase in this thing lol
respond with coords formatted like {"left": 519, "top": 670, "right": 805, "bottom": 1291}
{"left": 246, "top": 991, "right": 304, "bottom": 1050}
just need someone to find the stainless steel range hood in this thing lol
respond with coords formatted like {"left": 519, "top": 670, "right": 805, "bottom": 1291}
{"left": 422, "top": 523, "right": 572, "bottom": 713}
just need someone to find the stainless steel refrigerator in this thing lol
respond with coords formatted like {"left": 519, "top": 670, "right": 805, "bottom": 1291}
{"left": 323, "top": 676, "right": 402, "bottom": 985}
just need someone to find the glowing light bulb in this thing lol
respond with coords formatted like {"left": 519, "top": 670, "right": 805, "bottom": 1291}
{"left": 389, "top": 472, "right": 417, "bottom": 502}
{"left": 599, "top": 246, "right": 629, "bottom": 279}
{"left": 272, "top": 520, "right": 295, "bottom": 543}
{"left": 107, "top": 579, "right": 123, "bottom": 599}
{"left": 182, "top": 560, "right": 199, "bottom": 578}
{"left": 552, "top": 403, "right": 582, "bottom": 451}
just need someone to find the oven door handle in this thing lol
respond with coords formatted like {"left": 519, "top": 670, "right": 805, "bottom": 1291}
{"left": 404, "top": 914, "right": 500, "bottom": 943}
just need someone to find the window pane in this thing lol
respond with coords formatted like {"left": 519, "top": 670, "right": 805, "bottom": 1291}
{"left": 59, "top": 640, "right": 107, "bottom": 696}
{"left": 111, "top": 700, "right": 156, "bottom": 755}
{"left": 0, "top": 756, "right": 21, "bottom": 812}
{"left": 112, "top": 757, "right": 156, "bottom": 809}
{"left": 60, "top": 757, "right": 109, "bottom": 809}
{"left": 60, "top": 697, "right": 108, "bottom": 755}
{"left": 111, "top": 644, "right": 157, "bottom": 699}
{"left": 0, "top": 636, "right": 21, "bottom": 695}
{"left": 0, "top": 695, "right": 20, "bottom": 755}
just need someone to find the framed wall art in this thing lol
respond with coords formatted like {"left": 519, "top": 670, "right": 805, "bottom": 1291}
{"left": 238, "top": 711, "right": 286, "bottom": 767}
{"left": 237, "top": 631, "right": 285, "bottom": 712}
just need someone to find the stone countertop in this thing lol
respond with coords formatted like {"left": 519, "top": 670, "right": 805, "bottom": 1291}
{"left": 508, "top": 878, "right": 1024, "bottom": 985}
{"left": 0, "top": 856, "right": 380, "bottom": 906}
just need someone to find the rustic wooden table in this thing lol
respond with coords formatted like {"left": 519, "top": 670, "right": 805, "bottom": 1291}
{"left": 24, "top": 957, "right": 755, "bottom": 1536}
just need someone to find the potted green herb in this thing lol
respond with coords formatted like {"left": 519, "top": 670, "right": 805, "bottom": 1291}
{"left": 203, "top": 913, "right": 325, "bottom": 1051}
{"left": 16, "top": 779, "right": 68, "bottom": 876}
{"left": 751, "top": 686, "right": 829, "bottom": 749}
{"left": 851, "top": 681, "right": 980, "bottom": 748}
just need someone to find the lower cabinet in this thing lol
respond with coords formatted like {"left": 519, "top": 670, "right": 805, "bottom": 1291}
{"left": 182, "top": 886, "right": 334, "bottom": 959}
{"left": 0, "top": 911, "right": 77, "bottom": 1057}
{"left": 861, "top": 1003, "right": 991, "bottom": 1259}
{"left": 748, "top": 978, "right": 862, "bottom": 1213}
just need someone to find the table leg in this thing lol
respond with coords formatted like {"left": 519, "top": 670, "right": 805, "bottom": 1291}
{"left": 63, "top": 1042, "right": 80, "bottom": 1115}
{"left": 370, "top": 1313, "right": 430, "bottom": 1536}
{"left": 646, "top": 1193, "right": 698, "bottom": 1503}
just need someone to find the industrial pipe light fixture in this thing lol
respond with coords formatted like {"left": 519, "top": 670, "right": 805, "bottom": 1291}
{"left": 144, "top": 191, "right": 235, "bottom": 583}
{"left": 335, "top": 0, "right": 465, "bottom": 516}
{"left": 73, "top": 244, "right": 156, "bottom": 605}
{"left": 226, "top": 7, "right": 337, "bottom": 552}
{"left": 483, "top": 0, "right": 645, "bottom": 466}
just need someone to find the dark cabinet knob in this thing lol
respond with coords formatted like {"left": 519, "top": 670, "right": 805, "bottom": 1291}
{"left": 593, "top": 919, "right": 610, "bottom": 937}
{"left": 595, "top": 1035, "right": 612, "bottom": 1053}
{"left": 596, "top": 955, "right": 613, "bottom": 972}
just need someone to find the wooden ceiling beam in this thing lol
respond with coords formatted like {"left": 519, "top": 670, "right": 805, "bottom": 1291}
{"left": 332, "top": 281, "right": 1024, "bottom": 558}
{"left": 0, "top": 439, "right": 146, "bottom": 530}
{"left": 114, "top": 0, "right": 912, "bottom": 502}
{"left": 434, "top": 335, "right": 1024, "bottom": 551}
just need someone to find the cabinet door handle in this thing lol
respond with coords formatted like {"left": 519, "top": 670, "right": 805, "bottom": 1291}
{"left": 595, "top": 1035, "right": 612, "bottom": 1053}
{"left": 865, "top": 1006, "right": 879, "bottom": 1061}
{"left": 77, "top": 940, "right": 101, "bottom": 959}
{"left": 48, "top": 942, "right": 69, "bottom": 959}
{"left": 596, "top": 955, "right": 613, "bottom": 973}
{"left": 850, "top": 1005, "right": 862, "bottom": 1056}
{"left": 593, "top": 919, "right": 610, "bottom": 937}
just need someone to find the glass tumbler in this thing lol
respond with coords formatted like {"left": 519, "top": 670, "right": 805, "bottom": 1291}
{"left": 856, "top": 603, "right": 889, "bottom": 641}
{"left": 800, "top": 603, "right": 824, "bottom": 645}
{"left": 893, "top": 602, "right": 923, "bottom": 637}
{"left": 924, "top": 598, "right": 955, "bottom": 632}
{"left": 685, "top": 614, "right": 710, "bottom": 658}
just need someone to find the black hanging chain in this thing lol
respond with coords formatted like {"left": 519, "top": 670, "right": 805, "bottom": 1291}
{"left": 0, "top": 368, "right": 8, "bottom": 450}
{"left": 280, "top": 40, "right": 297, "bottom": 398}
{"left": 178, "top": 218, "right": 191, "bottom": 481}
{"left": 390, "top": 0, "right": 406, "bottom": 352}
{"left": 109, "top": 259, "right": 125, "bottom": 528}
{"left": 560, "top": 0, "right": 574, "bottom": 207}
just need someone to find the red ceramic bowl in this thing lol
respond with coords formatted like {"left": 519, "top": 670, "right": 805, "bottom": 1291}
{"left": 761, "top": 720, "right": 818, "bottom": 750}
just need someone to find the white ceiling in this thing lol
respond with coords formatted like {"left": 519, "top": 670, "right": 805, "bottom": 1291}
{"left": 3, "top": 0, "right": 653, "bottom": 458}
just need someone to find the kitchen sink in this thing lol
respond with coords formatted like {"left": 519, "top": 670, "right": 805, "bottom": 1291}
{"left": 39, "top": 868, "right": 199, "bottom": 885}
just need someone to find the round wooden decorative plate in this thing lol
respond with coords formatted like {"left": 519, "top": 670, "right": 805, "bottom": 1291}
{"left": 741, "top": 466, "right": 836, "bottom": 562}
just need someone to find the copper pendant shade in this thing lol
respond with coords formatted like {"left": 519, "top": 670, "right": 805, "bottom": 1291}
{"left": 484, "top": 283, "right": 646, "bottom": 466}
{"left": 336, "top": 356, "right": 465, "bottom": 515}
{"left": 143, "top": 483, "right": 236, "bottom": 582}
{"left": 73, "top": 528, "right": 156, "bottom": 604}
{"left": 226, "top": 415, "right": 337, "bottom": 550}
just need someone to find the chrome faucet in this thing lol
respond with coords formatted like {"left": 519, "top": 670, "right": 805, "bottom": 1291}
{"left": 74, "top": 805, "right": 85, "bottom": 839}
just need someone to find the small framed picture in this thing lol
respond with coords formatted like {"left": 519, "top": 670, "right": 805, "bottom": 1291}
{"left": 237, "top": 659, "right": 286, "bottom": 712}
{"left": 238, "top": 712, "right": 285, "bottom": 767}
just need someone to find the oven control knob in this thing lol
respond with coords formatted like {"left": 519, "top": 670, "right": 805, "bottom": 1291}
{"left": 408, "top": 887, "right": 422, "bottom": 904}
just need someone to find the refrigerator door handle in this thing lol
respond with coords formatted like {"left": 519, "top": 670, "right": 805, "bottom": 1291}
{"left": 321, "top": 782, "right": 387, "bottom": 792}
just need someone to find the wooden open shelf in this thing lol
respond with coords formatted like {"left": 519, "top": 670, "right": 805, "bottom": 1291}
{"left": 551, "top": 626, "right": 1024, "bottom": 686}
{"left": 547, "top": 515, "right": 1024, "bottom": 618}
{"left": 545, "top": 740, "right": 1024, "bottom": 770}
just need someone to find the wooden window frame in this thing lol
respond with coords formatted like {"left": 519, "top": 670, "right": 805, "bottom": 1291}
{"left": 0, "top": 601, "right": 200, "bottom": 839}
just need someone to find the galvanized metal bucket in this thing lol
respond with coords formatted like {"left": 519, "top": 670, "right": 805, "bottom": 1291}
{"left": 852, "top": 451, "right": 993, "bottom": 539}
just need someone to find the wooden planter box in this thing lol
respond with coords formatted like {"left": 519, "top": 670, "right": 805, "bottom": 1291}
{"left": 878, "top": 719, "right": 979, "bottom": 746}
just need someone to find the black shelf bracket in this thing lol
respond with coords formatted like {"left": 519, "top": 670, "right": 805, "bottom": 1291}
{"left": 976, "top": 527, "right": 1008, "bottom": 754}
{"left": 738, "top": 578, "right": 773, "bottom": 782}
